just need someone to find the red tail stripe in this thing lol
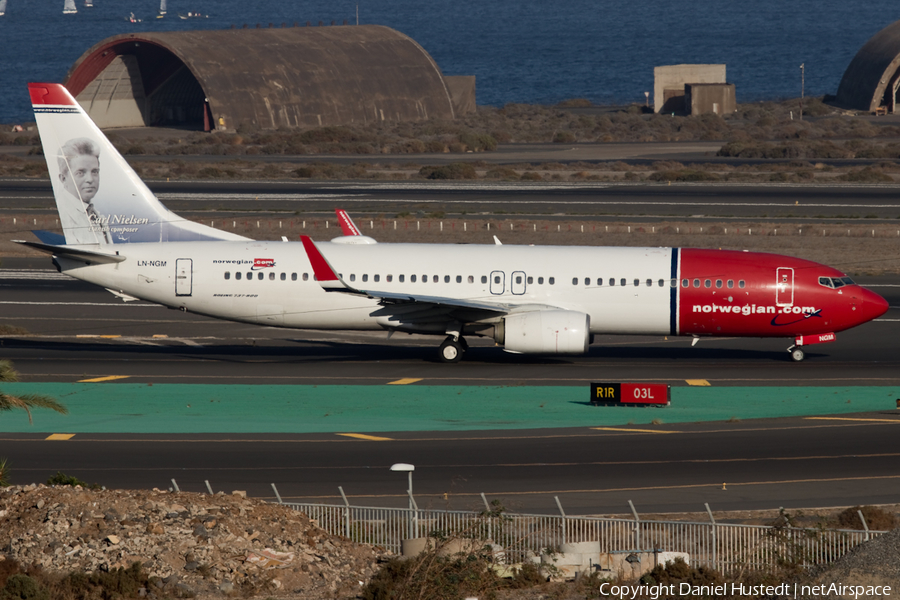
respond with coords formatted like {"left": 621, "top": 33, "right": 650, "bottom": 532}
{"left": 28, "top": 83, "right": 77, "bottom": 107}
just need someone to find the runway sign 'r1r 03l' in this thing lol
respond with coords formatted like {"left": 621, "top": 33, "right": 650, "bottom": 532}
{"left": 590, "top": 383, "right": 670, "bottom": 406}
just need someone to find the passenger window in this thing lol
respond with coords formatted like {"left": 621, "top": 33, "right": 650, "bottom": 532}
{"left": 716, "top": 280, "right": 722, "bottom": 288}
{"left": 422, "top": 275, "right": 427, "bottom": 283}
{"left": 280, "top": 273, "right": 286, "bottom": 281}
{"left": 704, "top": 279, "right": 710, "bottom": 288}
{"left": 362, "top": 274, "right": 368, "bottom": 282}
{"left": 597, "top": 278, "right": 603, "bottom": 286}
{"left": 527, "top": 276, "right": 533, "bottom": 284}
{"left": 610, "top": 278, "right": 615, "bottom": 286}
{"left": 727, "top": 279, "right": 734, "bottom": 288}
{"left": 583, "top": 277, "right": 588, "bottom": 285}
{"left": 247, "top": 272, "right": 253, "bottom": 280}
{"left": 374, "top": 275, "right": 380, "bottom": 282}
{"left": 620, "top": 278, "right": 626, "bottom": 286}
{"left": 434, "top": 275, "right": 439, "bottom": 283}
{"left": 481, "top": 276, "right": 487, "bottom": 284}
{"left": 693, "top": 279, "right": 700, "bottom": 288}
{"left": 236, "top": 272, "right": 242, "bottom": 280}
{"left": 445, "top": 275, "right": 450, "bottom": 283}
{"left": 411, "top": 275, "right": 417, "bottom": 283}
{"left": 572, "top": 278, "right": 578, "bottom": 286}
{"left": 658, "top": 279, "right": 665, "bottom": 287}
{"left": 269, "top": 272, "right": 275, "bottom": 280}
{"left": 224, "top": 272, "right": 230, "bottom": 280}
{"left": 400, "top": 275, "right": 406, "bottom": 283}
{"left": 387, "top": 275, "right": 393, "bottom": 282}
{"left": 538, "top": 277, "right": 544, "bottom": 284}
{"left": 549, "top": 277, "right": 555, "bottom": 285}
{"left": 517, "top": 276, "right": 523, "bottom": 284}
{"left": 682, "top": 279, "right": 688, "bottom": 287}
{"left": 633, "top": 279, "right": 639, "bottom": 287}
{"left": 468, "top": 276, "right": 474, "bottom": 283}
{"left": 671, "top": 279, "right": 678, "bottom": 288}
{"left": 456, "top": 276, "right": 462, "bottom": 283}
{"left": 739, "top": 280, "right": 745, "bottom": 288}
{"left": 258, "top": 272, "right": 264, "bottom": 280}
{"left": 494, "top": 275, "right": 501, "bottom": 284}
{"left": 646, "top": 279, "right": 653, "bottom": 287}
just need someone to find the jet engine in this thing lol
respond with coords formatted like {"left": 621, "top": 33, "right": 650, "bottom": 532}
{"left": 495, "top": 310, "right": 590, "bottom": 354}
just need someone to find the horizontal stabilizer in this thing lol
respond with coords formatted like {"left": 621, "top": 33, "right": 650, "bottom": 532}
{"left": 13, "top": 239, "right": 125, "bottom": 264}
{"left": 32, "top": 230, "right": 66, "bottom": 245}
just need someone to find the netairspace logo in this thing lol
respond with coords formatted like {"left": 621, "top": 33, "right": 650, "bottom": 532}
{"left": 597, "top": 582, "right": 891, "bottom": 599}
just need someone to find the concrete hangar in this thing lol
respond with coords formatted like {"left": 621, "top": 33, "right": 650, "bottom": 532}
{"left": 63, "top": 24, "right": 475, "bottom": 131}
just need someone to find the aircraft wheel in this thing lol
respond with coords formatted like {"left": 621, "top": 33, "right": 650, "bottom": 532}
{"left": 790, "top": 347, "right": 805, "bottom": 362}
{"left": 439, "top": 337, "right": 464, "bottom": 363}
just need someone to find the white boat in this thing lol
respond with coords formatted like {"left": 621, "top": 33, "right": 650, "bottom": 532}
{"left": 159, "top": 0, "right": 166, "bottom": 15}
{"left": 84, "top": 0, "right": 93, "bottom": 7}
{"left": 0, "top": 0, "right": 7, "bottom": 16}
{"left": 63, "top": 0, "right": 77, "bottom": 13}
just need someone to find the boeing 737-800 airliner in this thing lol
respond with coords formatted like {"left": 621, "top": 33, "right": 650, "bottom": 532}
{"left": 17, "top": 83, "right": 889, "bottom": 362}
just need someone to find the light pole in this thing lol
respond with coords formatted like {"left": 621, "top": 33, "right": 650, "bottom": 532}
{"left": 390, "top": 463, "right": 417, "bottom": 538}
{"left": 800, "top": 63, "right": 805, "bottom": 121}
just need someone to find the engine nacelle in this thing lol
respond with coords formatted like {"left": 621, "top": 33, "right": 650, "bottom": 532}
{"left": 496, "top": 310, "right": 590, "bottom": 355}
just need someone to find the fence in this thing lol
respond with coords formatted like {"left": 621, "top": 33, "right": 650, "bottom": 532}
{"left": 285, "top": 501, "right": 881, "bottom": 575}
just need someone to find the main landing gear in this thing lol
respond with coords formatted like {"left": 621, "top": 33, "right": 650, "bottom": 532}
{"left": 439, "top": 335, "right": 468, "bottom": 363}
{"left": 789, "top": 346, "right": 805, "bottom": 362}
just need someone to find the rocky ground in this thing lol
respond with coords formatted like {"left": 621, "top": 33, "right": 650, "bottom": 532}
{"left": 0, "top": 484, "right": 386, "bottom": 599}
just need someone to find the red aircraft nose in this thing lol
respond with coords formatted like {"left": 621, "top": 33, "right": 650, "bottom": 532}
{"left": 858, "top": 287, "right": 890, "bottom": 323}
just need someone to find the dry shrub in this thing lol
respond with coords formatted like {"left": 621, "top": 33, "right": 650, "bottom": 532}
{"left": 834, "top": 506, "right": 898, "bottom": 531}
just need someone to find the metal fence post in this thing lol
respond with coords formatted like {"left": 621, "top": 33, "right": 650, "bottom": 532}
{"left": 170, "top": 479, "right": 180, "bottom": 492}
{"left": 481, "top": 492, "right": 493, "bottom": 543}
{"left": 270, "top": 483, "right": 283, "bottom": 504}
{"left": 205, "top": 480, "right": 214, "bottom": 495}
{"left": 555, "top": 496, "right": 567, "bottom": 546}
{"left": 339, "top": 486, "right": 351, "bottom": 539}
{"left": 629, "top": 500, "right": 641, "bottom": 551}
{"left": 705, "top": 503, "right": 717, "bottom": 570}
{"left": 857, "top": 510, "right": 870, "bottom": 541}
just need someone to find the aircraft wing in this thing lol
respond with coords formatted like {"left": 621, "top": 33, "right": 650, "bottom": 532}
{"left": 300, "top": 236, "right": 548, "bottom": 321}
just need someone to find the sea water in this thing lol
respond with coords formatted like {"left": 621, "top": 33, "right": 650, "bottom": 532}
{"left": 0, "top": 0, "right": 897, "bottom": 123}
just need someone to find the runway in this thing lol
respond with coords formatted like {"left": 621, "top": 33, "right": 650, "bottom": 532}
{"left": 1, "top": 260, "right": 899, "bottom": 515}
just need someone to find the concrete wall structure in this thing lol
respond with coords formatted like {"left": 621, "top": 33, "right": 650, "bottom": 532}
{"left": 654, "top": 64, "right": 726, "bottom": 114}
{"left": 835, "top": 20, "right": 900, "bottom": 113}
{"left": 685, "top": 83, "right": 736, "bottom": 115}
{"left": 64, "top": 24, "right": 473, "bottom": 131}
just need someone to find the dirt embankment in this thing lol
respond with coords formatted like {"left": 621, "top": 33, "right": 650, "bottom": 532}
{"left": 0, "top": 484, "right": 385, "bottom": 599}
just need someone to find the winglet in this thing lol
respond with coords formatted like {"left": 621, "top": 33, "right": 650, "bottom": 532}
{"left": 300, "top": 235, "right": 363, "bottom": 293}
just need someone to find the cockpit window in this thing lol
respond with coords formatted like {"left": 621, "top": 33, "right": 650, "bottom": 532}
{"left": 819, "top": 276, "right": 855, "bottom": 289}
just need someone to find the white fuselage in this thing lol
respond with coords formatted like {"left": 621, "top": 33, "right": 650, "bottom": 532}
{"left": 59, "top": 241, "right": 677, "bottom": 335}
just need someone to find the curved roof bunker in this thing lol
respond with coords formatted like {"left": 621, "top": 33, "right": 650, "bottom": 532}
{"left": 64, "top": 24, "right": 474, "bottom": 131}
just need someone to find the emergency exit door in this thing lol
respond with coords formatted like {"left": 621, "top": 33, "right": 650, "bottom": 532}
{"left": 175, "top": 258, "right": 193, "bottom": 296}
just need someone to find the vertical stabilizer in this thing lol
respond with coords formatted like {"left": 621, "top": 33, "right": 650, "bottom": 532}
{"left": 29, "top": 83, "right": 249, "bottom": 245}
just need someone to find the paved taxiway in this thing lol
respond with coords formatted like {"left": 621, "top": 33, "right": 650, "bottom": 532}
{"left": 4, "top": 180, "right": 900, "bottom": 222}
{"left": 1, "top": 258, "right": 898, "bottom": 386}
{"left": 1, "top": 260, "right": 899, "bottom": 514}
